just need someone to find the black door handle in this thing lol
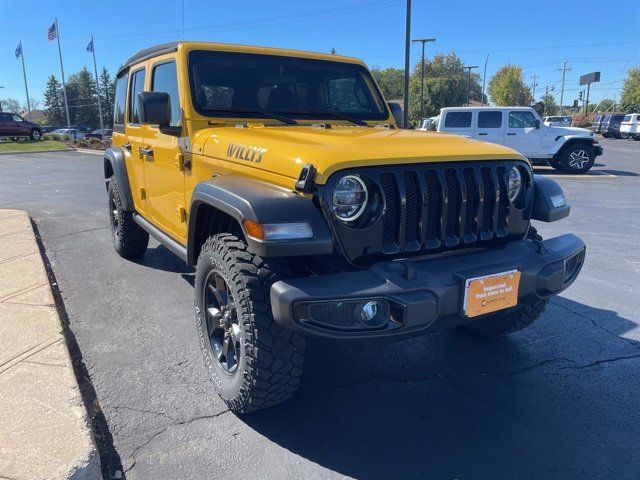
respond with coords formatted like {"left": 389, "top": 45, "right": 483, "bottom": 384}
{"left": 478, "top": 132, "right": 488, "bottom": 136}
{"left": 507, "top": 133, "right": 517, "bottom": 136}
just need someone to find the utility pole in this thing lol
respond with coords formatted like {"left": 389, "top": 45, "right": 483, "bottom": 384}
{"left": 463, "top": 65, "right": 478, "bottom": 106}
{"left": 481, "top": 54, "right": 489, "bottom": 106}
{"left": 402, "top": 0, "right": 411, "bottom": 128}
{"left": 411, "top": 38, "right": 436, "bottom": 125}
{"left": 558, "top": 61, "right": 571, "bottom": 116}
{"left": 530, "top": 74, "right": 539, "bottom": 105}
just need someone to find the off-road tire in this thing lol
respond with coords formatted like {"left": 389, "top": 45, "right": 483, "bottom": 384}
{"left": 195, "top": 234, "right": 305, "bottom": 413}
{"left": 560, "top": 144, "right": 595, "bottom": 173}
{"left": 29, "top": 128, "right": 42, "bottom": 141}
{"left": 632, "top": 134, "right": 640, "bottom": 141}
{"left": 107, "top": 177, "right": 148, "bottom": 259}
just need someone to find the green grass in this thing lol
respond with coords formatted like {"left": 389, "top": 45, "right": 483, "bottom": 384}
{"left": 0, "top": 140, "right": 72, "bottom": 154}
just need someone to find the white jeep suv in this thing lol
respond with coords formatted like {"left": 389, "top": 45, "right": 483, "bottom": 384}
{"left": 436, "top": 107, "right": 603, "bottom": 173}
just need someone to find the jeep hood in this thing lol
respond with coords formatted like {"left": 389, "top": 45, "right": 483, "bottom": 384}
{"left": 193, "top": 125, "right": 526, "bottom": 184}
{"left": 545, "top": 125, "right": 593, "bottom": 137}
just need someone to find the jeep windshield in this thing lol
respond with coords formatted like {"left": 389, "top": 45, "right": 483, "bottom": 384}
{"left": 188, "top": 50, "right": 389, "bottom": 123}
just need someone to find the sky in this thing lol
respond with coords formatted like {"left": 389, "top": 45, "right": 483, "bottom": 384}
{"left": 1, "top": 0, "right": 639, "bottom": 110}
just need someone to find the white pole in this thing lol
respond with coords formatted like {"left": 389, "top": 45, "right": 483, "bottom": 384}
{"left": 55, "top": 19, "right": 71, "bottom": 129}
{"left": 481, "top": 54, "right": 489, "bottom": 106}
{"left": 19, "top": 40, "right": 32, "bottom": 121}
{"left": 90, "top": 35, "right": 105, "bottom": 132}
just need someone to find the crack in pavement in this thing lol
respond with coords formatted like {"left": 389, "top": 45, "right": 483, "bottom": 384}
{"left": 553, "top": 300, "right": 640, "bottom": 351}
{"left": 124, "top": 409, "right": 230, "bottom": 475}
{"left": 302, "top": 357, "right": 576, "bottom": 393}
{"left": 110, "top": 405, "right": 179, "bottom": 422}
{"left": 560, "top": 353, "right": 640, "bottom": 370}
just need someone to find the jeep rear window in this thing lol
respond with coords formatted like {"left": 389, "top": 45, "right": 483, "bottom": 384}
{"left": 113, "top": 73, "right": 128, "bottom": 132}
{"left": 444, "top": 111, "right": 472, "bottom": 128}
{"left": 188, "top": 50, "right": 388, "bottom": 121}
{"left": 477, "top": 111, "right": 501, "bottom": 128}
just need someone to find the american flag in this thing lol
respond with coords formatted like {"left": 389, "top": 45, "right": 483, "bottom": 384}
{"left": 47, "top": 22, "right": 57, "bottom": 41}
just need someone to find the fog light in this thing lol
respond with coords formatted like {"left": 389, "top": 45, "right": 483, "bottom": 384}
{"left": 358, "top": 300, "right": 389, "bottom": 328}
{"left": 360, "top": 301, "right": 379, "bottom": 322}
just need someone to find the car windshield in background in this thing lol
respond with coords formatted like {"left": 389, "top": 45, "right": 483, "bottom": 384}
{"left": 188, "top": 50, "right": 388, "bottom": 121}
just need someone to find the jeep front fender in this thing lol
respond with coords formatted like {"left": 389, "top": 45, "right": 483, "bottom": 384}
{"left": 187, "top": 176, "right": 334, "bottom": 265}
{"left": 104, "top": 147, "right": 134, "bottom": 211}
{"left": 549, "top": 136, "right": 594, "bottom": 157}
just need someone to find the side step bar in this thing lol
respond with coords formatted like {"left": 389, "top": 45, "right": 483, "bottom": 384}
{"left": 133, "top": 213, "right": 188, "bottom": 262}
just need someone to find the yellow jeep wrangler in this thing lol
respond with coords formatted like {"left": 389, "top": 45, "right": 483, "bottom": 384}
{"left": 105, "top": 41, "right": 585, "bottom": 412}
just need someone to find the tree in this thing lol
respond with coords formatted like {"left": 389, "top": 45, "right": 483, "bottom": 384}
{"left": 408, "top": 52, "right": 482, "bottom": 122}
{"left": 488, "top": 65, "right": 532, "bottom": 106}
{"left": 620, "top": 66, "right": 640, "bottom": 112}
{"left": 99, "top": 67, "right": 115, "bottom": 127}
{"left": 589, "top": 98, "right": 615, "bottom": 113}
{"left": 0, "top": 98, "right": 21, "bottom": 113}
{"left": 541, "top": 94, "right": 558, "bottom": 115}
{"left": 66, "top": 67, "right": 100, "bottom": 129}
{"left": 43, "top": 75, "right": 65, "bottom": 125}
{"left": 370, "top": 67, "right": 404, "bottom": 101}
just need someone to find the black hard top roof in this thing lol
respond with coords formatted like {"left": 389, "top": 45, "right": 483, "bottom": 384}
{"left": 117, "top": 42, "right": 179, "bottom": 76}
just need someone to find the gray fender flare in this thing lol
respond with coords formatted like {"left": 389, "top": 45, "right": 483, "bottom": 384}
{"left": 187, "top": 176, "right": 334, "bottom": 265}
{"left": 103, "top": 147, "right": 134, "bottom": 211}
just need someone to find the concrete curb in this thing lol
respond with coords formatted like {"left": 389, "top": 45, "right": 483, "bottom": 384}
{"left": 0, "top": 147, "right": 74, "bottom": 155}
{"left": 0, "top": 210, "right": 102, "bottom": 479}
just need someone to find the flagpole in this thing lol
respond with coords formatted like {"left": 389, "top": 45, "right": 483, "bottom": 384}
{"left": 55, "top": 18, "right": 71, "bottom": 129}
{"left": 90, "top": 35, "right": 105, "bottom": 132}
{"left": 18, "top": 40, "right": 32, "bottom": 121}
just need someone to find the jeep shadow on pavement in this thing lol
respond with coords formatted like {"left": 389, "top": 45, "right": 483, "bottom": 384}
{"left": 104, "top": 41, "right": 586, "bottom": 413}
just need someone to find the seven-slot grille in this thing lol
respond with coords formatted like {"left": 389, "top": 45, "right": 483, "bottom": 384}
{"left": 378, "top": 163, "right": 512, "bottom": 255}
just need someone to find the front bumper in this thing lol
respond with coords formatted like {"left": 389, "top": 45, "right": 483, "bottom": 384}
{"left": 270, "top": 234, "right": 585, "bottom": 339}
{"left": 594, "top": 145, "right": 603, "bottom": 156}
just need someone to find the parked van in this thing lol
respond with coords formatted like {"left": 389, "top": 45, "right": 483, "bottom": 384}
{"left": 601, "top": 114, "right": 626, "bottom": 138}
{"left": 620, "top": 113, "right": 640, "bottom": 140}
{"left": 592, "top": 114, "right": 605, "bottom": 134}
{"left": 437, "top": 107, "right": 602, "bottom": 173}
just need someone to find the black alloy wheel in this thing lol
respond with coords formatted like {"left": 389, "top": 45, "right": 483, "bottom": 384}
{"left": 203, "top": 271, "right": 242, "bottom": 374}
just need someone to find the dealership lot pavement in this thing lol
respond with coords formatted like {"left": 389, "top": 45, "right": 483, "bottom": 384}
{"left": 1, "top": 138, "right": 639, "bottom": 479}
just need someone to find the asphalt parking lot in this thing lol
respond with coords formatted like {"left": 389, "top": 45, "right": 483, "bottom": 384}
{"left": 1, "top": 137, "right": 639, "bottom": 480}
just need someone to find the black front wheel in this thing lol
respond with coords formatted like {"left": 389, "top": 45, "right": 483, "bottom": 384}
{"left": 560, "top": 144, "right": 595, "bottom": 174}
{"left": 30, "top": 128, "right": 42, "bottom": 141}
{"left": 195, "top": 234, "right": 305, "bottom": 413}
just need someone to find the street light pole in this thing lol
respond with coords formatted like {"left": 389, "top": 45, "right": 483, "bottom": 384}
{"left": 411, "top": 38, "right": 436, "bottom": 125}
{"left": 463, "top": 65, "right": 478, "bottom": 106}
{"left": 481, "top": 54, "right": 489, "bottom": 106}
{"left": 403, "top": 0, "right": 411, "bottom": 128}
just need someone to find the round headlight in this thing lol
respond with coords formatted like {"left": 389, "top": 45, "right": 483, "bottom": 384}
{"left": 508, "top": 166, "right": 522, "bottom": 202}
{"left": 332, "top": 175, "right": 368, "bottom": 222}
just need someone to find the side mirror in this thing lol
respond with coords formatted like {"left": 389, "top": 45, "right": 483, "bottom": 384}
{"left": 137, "top": 92, "right": 181, "bottom": 136}
{"left": 138, "top": 91, "right": 170, "bottom": 125}
{"left": 387, "top": 102, "right": 404, "bottom": 128}
{"left": 534, "top": 119, "right": 541, "bottom": 129}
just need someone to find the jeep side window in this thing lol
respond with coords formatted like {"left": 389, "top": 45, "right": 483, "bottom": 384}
{"left": 477, "top": 111, "right": 502, "bottom": 128}
{"left": 444, "top": 111, "right": 472, "bottom": 128}
{"left": 509, "top": 111, "right": 537, "bottom": 128}
{"left": 113, "top": 73, "right": 128, "bottom": 132}
{"left": 151, "top": 61, "right": 181, "bottom": 126}
{"left": 11, "top": 114, "right": 24, "bottom": 122}
{"left": 128, "top": 69, "right": 146, "bottom": 124}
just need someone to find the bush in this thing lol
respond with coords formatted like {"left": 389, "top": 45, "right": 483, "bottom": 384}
{"left": 60, "top": 134, "right": 70, "bottom": 141}
{"left": 88, "top": 137, "right": 100, "bottom": 145}
{"left": 42, "top": 133, "right": 52, "bottom": 141}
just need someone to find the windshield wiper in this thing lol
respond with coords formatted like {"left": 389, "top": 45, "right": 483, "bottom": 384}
{"left": 200, "top": 108, "right": 297, "bottom": 125}
{"left": 304, "top": 110, "right": 367, "bottom": 126}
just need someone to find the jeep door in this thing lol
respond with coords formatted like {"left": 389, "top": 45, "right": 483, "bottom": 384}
{"left": 0, "top": 113, "right": 10, "bottom": 136}
{"left": 475, "top": 110, "right": 505, "bottom": 145}
{"left": 505, "top": 110, "right": 542, "bottom": 157}
{"left": 10, "top": 114, "right": 30, "bottom": 136}
{"left": 123, "top": 66, "right": 149, "bottom": 217}
{"left": 141, "top": 57, "right": 186, "bottom": 240}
